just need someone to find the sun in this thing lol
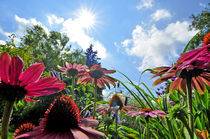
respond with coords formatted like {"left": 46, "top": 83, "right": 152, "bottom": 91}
{"left": 75, "top": 8, "right": 96, "bottom": 30}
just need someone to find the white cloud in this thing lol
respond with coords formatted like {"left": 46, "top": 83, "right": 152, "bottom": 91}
{"left": 0, "top": 40, "right": 6, "bottom": 45}
{"left": 151, "top": 9, "right": 171, "bottom": 21}
{"left": 14, "top": 15, "right": 49, "bottom": 36}
{"left": 121, "top": 21, "right": 197, "bottom": 71}
{"left": 47, "top": 14, "right": 64, "bottom": 26}
{"left": 61, "top": 17, "right": 107, "bottom": 59}
{"left": 136, "top": 0, "right": 153, "bottom": 10}
{"left": 199, "top": 3, "right": 206, "bottom": 8}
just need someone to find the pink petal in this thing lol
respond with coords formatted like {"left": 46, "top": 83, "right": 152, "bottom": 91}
{"left": 152, "top": 110, "right": 168, "bottom": 117}
{"left": 24, "top": 97, "right": 39, "bottom": 102}
{"left": 19, "top": 63, "right": 45, "bottom": 86}
{"left": 79, "top": 126, "right": 106, "bottom": 138}
{"left": 57, "top": 65, "right": 67, "bottom": 72}
{"left": 71, "top": 129, "right": 90, "bottom": 138}
{"left": 0, "top": 52, "right": 11, "bottom": 84}
{"left": 26, "top": 81, "right": 66, "bottom": 97}
{"left": 127, "top": 111, "right": 141, "bottom": 117}
{"left": 9, "top": 56, "right": 24, "bottom": 85}
{"left": 80, "top": 118, "right": 99, "bottom": 127}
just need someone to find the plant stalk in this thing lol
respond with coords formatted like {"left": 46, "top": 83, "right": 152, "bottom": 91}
{"left": 115, "top": 111, "right": 118, "bottom": 139}
{"left": 186, "top": 76, "right": 194, "bottom": 139}
{"left": 146, "top": 121, "right": 149, "bottom": 139}
{"left": 93, "top": 79, "right": 97, "bottom": 119}
{"left": 1, "top": 101, "right": 14, "bottom": 139}
{"left": 71, "top": 76, "right": 75, "bottom": 100}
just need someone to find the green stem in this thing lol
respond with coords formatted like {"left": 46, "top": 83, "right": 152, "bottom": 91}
{"left": 146, "top": 121, "right": 149, "bottom": 139}
{"left": 115, "top": 112, "right": 118, "bottom": 139}
{"left": 93, "top": 79, "right": 97, "bottom": 119}
{"left": 179, "top": 115, "right": 193, "bottom": 139}
{"left": 1, "top": 101, "right": 14, "bottom": 139}
{"left": 71, "top": 76, "right": 75, "bottom": 100}
{"left": 186, "top": 76, "right": 194, "bottom": 139}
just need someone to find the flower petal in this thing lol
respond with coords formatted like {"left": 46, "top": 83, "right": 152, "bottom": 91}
{"left": 152, "top": 73, "right": 175, "bottom": 86}
{"left": 19, "top": 63, "right": 45, "bottom": 86}
{"left": 78, "top": 126, "right": 106, "bottom": 138}
{"left": 169, "top": 78, "right": 182, "bottom": 93}
{"left": 71, "top": 128, "right": 90, "bottom": 138}
{"left": 127, "top": 111, "right": 141, "bottom": 117}
{"left": 0, "top": 52, "right": 11, "bottom": 84}
{"left": 9, "top": 56, "right": 24, "bottom": 85}
{"left": 192, "top": 76, "right": 206, "bottom": 94}
{"left": 24, "top": 97, "right": 39, "bottom": 102}
{"left": 152, "top": 110, "right": 168, "bottom": 117}
{"left": 80, "top": 118, "right": 99, "bottom": 127}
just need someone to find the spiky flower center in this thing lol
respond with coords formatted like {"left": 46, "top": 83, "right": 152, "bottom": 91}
{"left": 109, "top": 94, "right": 124, "bottom": 110}
{"left": 89, "top": 69, "right": 104, "bottom": 79}
{"left": 0, "top": 82, "right": 27, "bottom": 101}
{"left": 45, "top": 95, "right": 81, "bottom": 132}
{"left": 141, "top": 108, "right": 152, "bottom": 112}
{"left": 179, "top": 68, "right": 203, "bottom": 79}
{"left": 67, "top": 68, "right": 79, "bottom": 77}
{"left": 13, "top": 123, "right": 35, "bottom": 137}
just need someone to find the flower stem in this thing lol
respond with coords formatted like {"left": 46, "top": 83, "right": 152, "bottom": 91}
{"left": 115, "top": 111, "right": 118, "bottom": 139}
{"left": 186, "top": 76, "right": 194, "bottom": 139}
{"left": 179, "top": 115, "right": 193, "bottom": 139}
{"left": 71, "top": 76, "right": 75, "bottom": 100}
{"left": 1, "top": 101, "right": 14, "bottom": 139}
{"left": 146, "top": 121, "right": 149, "bottom": 139}
{"left": 93, "top": 79, "right": 97, "bottom": 119}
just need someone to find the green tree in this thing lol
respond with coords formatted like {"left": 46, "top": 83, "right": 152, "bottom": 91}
{"left": 188, "top": 3, "right": 210, "bottom": 50}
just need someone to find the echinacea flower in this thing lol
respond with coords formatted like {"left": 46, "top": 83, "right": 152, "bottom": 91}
{"left": 97, "top": 94, "right": 140, "bottom": 116}
{"left": 0, "top": 52, "right": 66, "bottom": 139}
{"left": 58, "top": 62, "right": 88, "bottom": 100}
{"left": 77, "top": 64, "right": 117, "bottom": 89}
{"left": 127, "top": 108, "right": 167, "bottom": 118}
{"left": 77, "top": 64, "right": 117, "bottom": 119}
{"left": 57, "top": 62, "right": 88, "bottom": 77}
{"left": 0, "top": 52, "right": 66, "bottom": 102}
{"left": 13, "top": 123, "right": 35, "bottom": 138}
{"left": 152, "top": 44, "right": 210, "bottom": 94}
{"left": 16, "top": 95, "right": 106, "bottom": 139}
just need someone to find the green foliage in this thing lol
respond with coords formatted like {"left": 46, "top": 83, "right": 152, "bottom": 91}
{"left": 188, "top": 4, "right": 210, "bottom": 50}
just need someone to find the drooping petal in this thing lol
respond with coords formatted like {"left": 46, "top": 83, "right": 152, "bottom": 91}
{"left": 0, "top": 52, "right": 11, "bottom": 84}
{"left": 192, "top": 76, "right": 206, "bottom": 94}
{"left": 127, "top": 111, "right": 141, "bottom": 117}
{"left": 169, "top": 78, "right": 182, "bottom": 93}
{"left": 57, "top": 65, "right": 67, "bottom": 72}
{"left": 152, "top": 73, "right": 175, "bottom": 86}
{"left": 103, "top": 69, "right": 116, "bottom": 74}
{"left": 80, "top": 118, "right": 99, "bottom": 127}
{"left": 9, "top": 56, "right": 24, "bottom": 85}
{"left": 24, "top": 97, "right": 39, "bottom": 102}
{"left": 79, "top": 126, "right": 106, "bottom": 138}
{"left": 178, "top": 78, "right": 187, "bottom": 93}
{"left": 152, "top": 110, "right": 168, "bottom": 117}
{"left": 19, "top": 63, "right": 45, "bottom": 86}
{"left": 148, "top": 112, "right": 157, "bottom": 118}
{"left": 71, "top": 129, "right": 90, "bottom": 138}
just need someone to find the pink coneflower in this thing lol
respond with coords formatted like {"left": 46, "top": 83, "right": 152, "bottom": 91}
{"left": 57, "top": 62, "right": 88, "bottom": 77}
{"left": 58, "top": 62, "right": 88, "bottom": 100}
{"left": 0, "top": 52, "right": 66, "bottom": 102}
{"left": 97, "top": 94, "right": 140, "bottom": 116}
{"left": 77, "top": 64, "right": 117, "bottom": 119}
{"left": 0, "top": 52, "right": 66, "bottom": 139}
{"left": 127, "top": 108, "right": 167, "bottom": 118}
{"left": 13, "top": 123, "right": 35, "bottom": 138}
{"left": 16, "top": 95, "right": 106, "bottom": 139}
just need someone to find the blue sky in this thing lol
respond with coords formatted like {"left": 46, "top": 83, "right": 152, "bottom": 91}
{"left": 0, "top": 0, "right": 208, "bottom": 97}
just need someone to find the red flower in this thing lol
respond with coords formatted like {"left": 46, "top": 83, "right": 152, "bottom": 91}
{"left": 13, "top": 123, "right": 35, "bottom": 138}
{"left": 0, "top": 52, "right": 66, "bottom": 102}
{"left": 127, "top": 108, "right": 167, "bottom": 118}
{"left": 152, "top": 44, "right": 210, "bottom": 94}
{"left": 57, "top": 62, "right": 88, "bottom": 77}
{"left": 77, "top": 64, "right": 117, "bottom": 88}
{"left": 203, "top": 33, "right": 210, "bottom": 45}
{"left": 16, "top": 95, "right": 106, "bottom": 139}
